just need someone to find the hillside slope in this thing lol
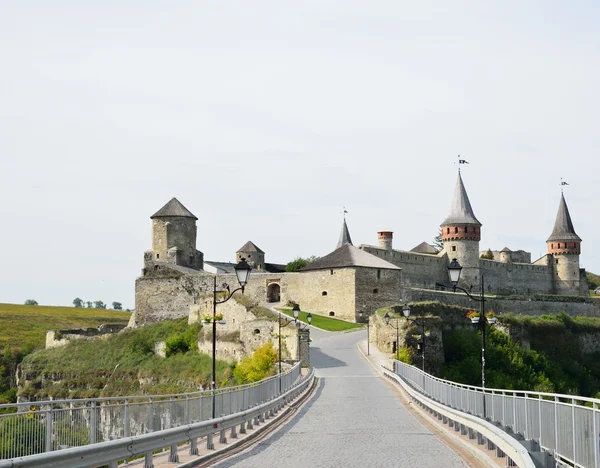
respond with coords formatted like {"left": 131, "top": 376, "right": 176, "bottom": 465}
{"left": 0, "top": 303, "right": 131, "bottom": 349}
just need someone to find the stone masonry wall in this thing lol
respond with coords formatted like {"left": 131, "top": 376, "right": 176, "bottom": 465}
{"left": 361, "top": 245, "right": 448, "bottom": 290}
{"left": 354, "top": 267, "right": 403, "bottom": 322}
{"left": 405, "top": 288, "right": 600, "bottom": 317}
{"left": 479, "top": 258, "right": 554, "bottom": 295}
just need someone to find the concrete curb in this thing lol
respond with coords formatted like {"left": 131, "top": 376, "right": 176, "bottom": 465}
{"left": 177, "top": 376, "right": 319, "bottom": 468}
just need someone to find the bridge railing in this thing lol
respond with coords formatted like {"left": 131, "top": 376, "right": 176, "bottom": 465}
{"left": 0, "top": 363, "right": 301, "bottom": 460}
{"left": 392, "top": 359, "right": 599, "bottom": 468}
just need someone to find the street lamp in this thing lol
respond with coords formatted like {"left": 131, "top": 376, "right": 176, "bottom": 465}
{"left": 384, "top": 311, "right": 401, "bottom": 361}
{"left": 358, "top": 311, "right": 369, "bottom": 355}
{"left": 208, "top": 257, "right": 252, "bottom": 419}
{"left": 277, "top": 304, "right": 312, "bottom": 392}
{"left": 436, "top": 258, "right": 492, "bottom": 418}
{"left": 402, "top": 304, "right": 431, "bottom": 372}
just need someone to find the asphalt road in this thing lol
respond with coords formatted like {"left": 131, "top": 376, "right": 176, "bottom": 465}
{"left": 213, "top": 328, "right": 468, "bottom": 468}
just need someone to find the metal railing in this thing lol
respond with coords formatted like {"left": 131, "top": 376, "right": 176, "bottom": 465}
{"left": 0, "top": 363, "right": 301, "bottom": 460}
{"left": 392, "top": 359, "right": 599, "bottom": 468}
{"left": 0, "top": 367, "right": 315, "bottom": 468}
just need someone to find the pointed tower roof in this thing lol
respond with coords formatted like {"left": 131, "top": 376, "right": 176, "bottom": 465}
{"left": 151, "top": 198, "right": 197, "bottom": 220}
{"left": 547, "top": 194, "right": 581, "bottom": 242}
{"left": 337, "top": 218, "right": 353, "bottom": 249}
{"left": 441, "top": 172, "right": 481, "bottom": 226}
{"left": 237, "top": 241, "right": 265, "bottom": 253}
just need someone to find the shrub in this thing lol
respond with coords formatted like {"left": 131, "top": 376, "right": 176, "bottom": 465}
{"left": 233, "top": 342, "right": 277, "bottom": 384}
{"left": 165, "top": 334, "right": 190, "bottom": 357}
{"left": 397, "top": 346, "right": 414, "bottom": 365}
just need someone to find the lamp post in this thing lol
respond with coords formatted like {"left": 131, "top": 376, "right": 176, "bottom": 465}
{"left": 437, "top": 258, "right": 492, "bottom": 419}
{"left": 358, "top": 311, "right": 369, "bottom": 355}
{"left": 294, "top": 306, "right": 312, "bottom": 363}
{"left": 401, "top": 304, "right": 431, "bottom": 372}
{"left": 277, "top": 304, "right": 312, "bottom": 392}
{"left": 207, "top": 258, "right": 252, "bottom": 419}
{"left": 384, "top": 311, "right": 401, "bottom": 361}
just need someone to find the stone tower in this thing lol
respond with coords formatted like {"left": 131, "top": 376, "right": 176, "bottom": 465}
{"left": 237, "top": 241, "right": 265, "bottom": 271}
{"left": 378, "top": 230, "right": 393, "bottom": 251}
{"left": 145, "top": 198, "right": 204, "bottom": 270}
{"left": 337, "top": 217, "right": 353, "bottom": 249}
{"left": 441, "top": 172, "right": 481, "bottom": 289}
{"left": 547, "top": 194, "right": 582, "bottom": 295}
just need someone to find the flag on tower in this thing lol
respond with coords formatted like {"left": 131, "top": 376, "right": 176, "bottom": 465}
{"left": 561, "top": 180, "right": 569, "bottom": 186}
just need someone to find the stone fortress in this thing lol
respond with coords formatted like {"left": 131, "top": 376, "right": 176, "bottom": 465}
{"left": 131, "top": 170, "right": 597, "bottom": 334}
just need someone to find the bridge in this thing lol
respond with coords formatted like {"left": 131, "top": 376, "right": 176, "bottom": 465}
{"left": 0, "top": 327, "right": 596, "bottom": 467}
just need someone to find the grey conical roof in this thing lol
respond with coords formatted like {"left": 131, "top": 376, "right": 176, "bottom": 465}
{"left": 547, "top": 194, "right": 581, "bottom": 242}
{"left": 151, "top": 198, "right": 197, "bottom": 220}
{"left": 337, "top": 218, "right": 353, "bottom": 249}
{"left": 237, "top": 241, "right": 265, "bottom": 254}
{"left": 441, "top": 172, "right": 481, "bottom": 226}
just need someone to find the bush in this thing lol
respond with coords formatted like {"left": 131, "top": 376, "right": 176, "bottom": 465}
{"left": 165, "top": 334, "right": 190, "bottom": 357}
{"left": 233, "top": 343, "right": 277, "bottom": 384}
{"left": 397, "top": 346, "right": 414, "bottom": 365}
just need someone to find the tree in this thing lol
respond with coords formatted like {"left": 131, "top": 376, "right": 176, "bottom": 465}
{"left": 73, "top": 298, "right": 84, "bottom": 308}
{"left": 86, "top": 301, "right": 93, "bottom": 308}
{"left": 24, "top": 299, "right": 38, "bottom": 306}
{"left": 112, "top": 302, "right": 122, "bottom": 310}
{"left": 286, "top": 255, "right": 319, "bottom": 272}
{"left": 93, "top": 300, "right": 106, "bottom": 309}
{"left": 481, "top": 249, "right": 494, "bottom": 260}
{"left": 432, "top": 228, "right": 443, "bottom": 252}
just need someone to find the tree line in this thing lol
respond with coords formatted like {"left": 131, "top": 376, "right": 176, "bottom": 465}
{"left": 23, "top": 299, "right": 126, "bottom": 310}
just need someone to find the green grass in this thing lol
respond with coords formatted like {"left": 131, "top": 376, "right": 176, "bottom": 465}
{"left": 20, "top": 318, "right": 236, "bottom": 399}
{"left": 0, "top": 303, "right": 132, "bottom": 350}
{"left": 279, "top": 309, "right": 364, "bottom": 331}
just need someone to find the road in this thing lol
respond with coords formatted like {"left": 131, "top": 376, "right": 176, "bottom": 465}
{"left": 213, "top": 328, "right": 468, "bottom": 468}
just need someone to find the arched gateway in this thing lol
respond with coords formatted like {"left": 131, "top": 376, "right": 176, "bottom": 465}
{"left": 267, "top": 283, "right": 281, "bottom": 303}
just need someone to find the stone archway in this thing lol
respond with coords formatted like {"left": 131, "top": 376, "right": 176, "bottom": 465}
{"left": 267, "top": 283, "right": 281, "bottom": 303}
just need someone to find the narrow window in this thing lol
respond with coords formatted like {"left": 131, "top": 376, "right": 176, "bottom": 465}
{"left": 377, "top": 270, "right": 381, "bottom": 279}
{"left": 329, "top": 311, "right": 335, "bottom": 317}
{"left": 455, "top": 227, "right": 458, "bottom": 233}
{"left": 322, "top": 291, "right": 328, "bottom": 296}
{"left": 447, "top": 228, "right": 450, "bottom": 234}
{"left": 452, "top": 246, "right": 456, "bottom": 252}
{"left": 551, "top": 244, "right": 553, "bottom": 249}
{"left": 464, "top": 227, "right": 468, "bottom": 233}
{"left": 156, "top": 254, "right": 160, "bottom": 259}
{"left": 330, "top": 270, "right": 334, "bottom": 275}
{"left": 556, "top": 259, "right": 559, "bottom": 264}
{"left": 253, "top": 329, "right": 261, "bottom": 335}
{"left": 373, "top": 288, "right": 379, "bottom": 294}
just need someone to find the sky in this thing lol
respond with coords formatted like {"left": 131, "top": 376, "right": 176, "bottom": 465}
{"left": 1, "top": 1, "right": 599, "bottom": 309}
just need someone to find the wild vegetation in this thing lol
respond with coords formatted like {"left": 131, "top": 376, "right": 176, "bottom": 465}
{"left": 285, "top": 256, "right": 319, "bottom": 272}
{"left": 0, "top": 303, "right": 131, "bottom": 406}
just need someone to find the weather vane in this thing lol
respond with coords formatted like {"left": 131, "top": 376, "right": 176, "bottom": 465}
{"left": 455, "top": 155, "right": 469, "bottom": 172}
{"left": 560, "top": 178, "right": 569, "bottom": 193}
{"left": 342, "top": 207, "right": 348, "bottom": 220}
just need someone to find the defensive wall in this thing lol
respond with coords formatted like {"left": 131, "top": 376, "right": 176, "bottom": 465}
{"left": 479, "top": 258, "right": 554, "bottom": 295}
{"left": 405, "top": 288, "right": 600, "bottom": 316}
{"left": 361, "top": 245, "right": 447, "bottom": 290}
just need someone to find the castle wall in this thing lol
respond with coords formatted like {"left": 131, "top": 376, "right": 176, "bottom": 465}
{"left": 361, "top": 245, "right": 448, "bottom": 289}
{"left": 151, "top": 217, "right": 200, "bottom": 269}
{"left": 282, "top": 269, "right": 357, "bottom": 321}
{"left": 405, "top": 288, "right": 600, "bottom": 317}
{"left": 478, "top": 258, "right": 554, "bottom": 295}
{"left": 554, "top": 254, "right": 581, "bottom": 295}
{"left": 354, "top": 267, "right": 403, "bottom": 321}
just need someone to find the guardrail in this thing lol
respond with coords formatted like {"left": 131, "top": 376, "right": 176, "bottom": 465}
{"left": 391, "top": 359, "right": 599, "bottom": 468}
{"left": 0, "top": 363, "right": 301, "bottom": 460}
{"left": 383, "top": 366, "right": 536, "bottom": 468}
{"left": 0, "top": 367, "right": 315, "bottom": 468}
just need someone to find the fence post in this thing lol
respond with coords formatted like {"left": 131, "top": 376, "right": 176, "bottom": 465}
{"left": 538, "top": 395, "right": 542, "bottom": 448}
{"left": 593, "top": 401, "right": 598, "bottom": 468}
{"left": 572, "top": 399, "right": 576, "bottom": 466}
{"left": 169, "top": 397, "right": 174, "bottom": 429}
{"left": 124, "top": 399, "right": 130, "bottom": 437}
{"left": 524, "top": 393, "right": 528, "bottom": 439}
{"left": 45, "top": 405, "right": 53, "bottom": 452}
{"left": 148, "top": 398, "right": 154, "bottom": 433}
{"left": 554, "top": 396, "right": 559, "bottom": 453}
{"left": 185, "top": 395, "right": 190, "bottom": 425}
{"left": 89, "top": 401, "right": 97, "bottom": 445}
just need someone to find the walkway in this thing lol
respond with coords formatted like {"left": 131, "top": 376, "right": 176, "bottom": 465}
{"left": 213, "top": 328, "right": 468, "bottom": 468}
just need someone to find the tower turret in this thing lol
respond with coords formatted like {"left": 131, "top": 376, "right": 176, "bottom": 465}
{"left": 378, "top": 230, "right": 393, "bottom": 251}
{"left": 441, "top": 172, "right": 481, "bottom": 288}
{"left": 237, "top": 241, "right": 265, "bottom": 271}
{"left": 146, "top": 197, "right": 204, "bottom": 270}
{"left": 547, "top": 194, "right": 582, "bottom": 295}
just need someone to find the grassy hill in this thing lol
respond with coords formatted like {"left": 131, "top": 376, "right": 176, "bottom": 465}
{"left": 587, "top": 271, "right": 600, "bottom": 291}
{"left": 0, "top": 303, "right": 132, "bottom": 350}
{"left": 19, "top": 318, "right": 235, "bottom": 400}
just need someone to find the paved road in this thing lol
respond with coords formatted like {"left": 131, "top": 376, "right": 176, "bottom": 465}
{"left": 213, "top": 328, "right": 468, "bottom": 468}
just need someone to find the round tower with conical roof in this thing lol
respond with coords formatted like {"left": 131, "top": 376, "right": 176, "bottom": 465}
{"left": 148, "top": 197, "right": 203, "bottom": 270}
{"left": 547, "top": 194, "right": 582, "bottom": 295}
{"left": 441, "top": 172, "right": 482, "bottom": 289}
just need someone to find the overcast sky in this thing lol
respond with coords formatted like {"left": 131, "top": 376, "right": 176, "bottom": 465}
{"left": 1, "top": 2, "right": 599, "bottom": 309}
